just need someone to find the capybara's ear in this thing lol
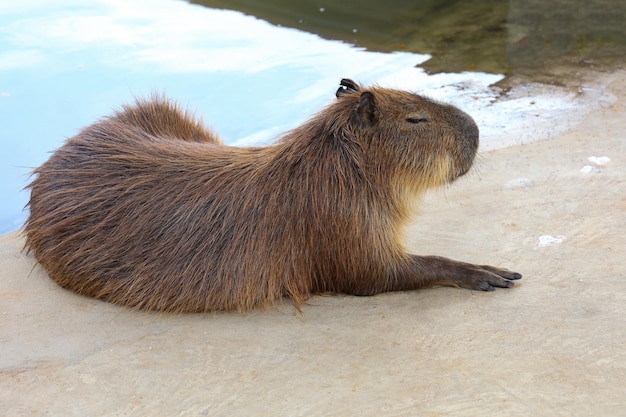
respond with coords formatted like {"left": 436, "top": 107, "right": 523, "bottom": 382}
{"left": 336, "top": 78, "right": 360, "bottom": 98}
{"left": 355, "top": 91, "right": 378, "bottom": 128}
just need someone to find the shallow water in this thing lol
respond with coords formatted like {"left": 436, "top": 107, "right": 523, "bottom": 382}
{"left": 197, "top": 0, "right": 626, "bottom": 84}
{"left": 0, "top": 0, "right": 623, "bottom": 233}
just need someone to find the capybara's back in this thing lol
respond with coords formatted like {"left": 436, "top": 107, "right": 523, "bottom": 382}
{"left": 24, "top": 79, "right": 521, "bottom": 313}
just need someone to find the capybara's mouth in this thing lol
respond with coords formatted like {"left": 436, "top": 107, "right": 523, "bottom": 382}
{"left": 456, "top": 162, "right": 474, "bottom": 178}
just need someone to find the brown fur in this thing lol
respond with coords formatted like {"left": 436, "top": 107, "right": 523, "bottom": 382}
{"left": 23, "top": 79, "right": 521, "bottom": 313}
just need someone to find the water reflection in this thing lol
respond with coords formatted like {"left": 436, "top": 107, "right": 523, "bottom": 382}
{"left": 0, "top": 0, "right": 615, "bottom": 233}
{"left": 196, "top": 0, "right": 626, "bottom": 83}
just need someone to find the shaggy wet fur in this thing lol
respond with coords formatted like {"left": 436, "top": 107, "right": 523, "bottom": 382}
{"left": 23, "top": 79, "right": 521, "bottom": 312}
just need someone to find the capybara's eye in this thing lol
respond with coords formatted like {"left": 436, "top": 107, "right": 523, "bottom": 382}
{"left": 406, "top": 117, "right": 429, "bottom": 124}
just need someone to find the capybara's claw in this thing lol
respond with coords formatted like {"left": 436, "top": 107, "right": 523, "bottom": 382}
{"left": 457, "top": 264, "right": 522, "bottom": 291}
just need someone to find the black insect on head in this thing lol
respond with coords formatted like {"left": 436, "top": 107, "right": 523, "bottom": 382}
{"left": 336, "top": 78, "right": 360, "bottom": 98}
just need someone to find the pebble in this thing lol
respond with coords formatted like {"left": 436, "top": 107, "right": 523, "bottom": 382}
{"left": 588, "top": 156, "right": 610, "bottom": 166}
{"left": 503, "top": 177, "right": 534, "bottom": 189}
{"left": 537, "top": 235, "right": 565, "bottom": 248}
{"left": 580, "top": 165, "right": 600, "bottom": 174}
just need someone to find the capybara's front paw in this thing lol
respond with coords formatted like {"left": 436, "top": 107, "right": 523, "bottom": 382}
{"left": 455, "top": 264, "right": 522, "bottom": 291}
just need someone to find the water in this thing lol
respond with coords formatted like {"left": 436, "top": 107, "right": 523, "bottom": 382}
{"left": 0, "top": 0, "right": 623, "bottom": 234}
{"left": 197, "top": 0, "right": 626, "bottom": 83}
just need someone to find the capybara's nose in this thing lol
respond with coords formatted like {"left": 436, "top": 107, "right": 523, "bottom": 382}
{"left": 453, "top": 110, "right": 479, "bottom": 178}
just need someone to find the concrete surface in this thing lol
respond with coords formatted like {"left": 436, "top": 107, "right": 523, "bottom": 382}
{"left": 1, "top": 72, "right": 625, "bottom": 416}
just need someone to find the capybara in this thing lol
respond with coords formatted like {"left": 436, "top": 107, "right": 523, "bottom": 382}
{"left": 23, "top": 79, "right": 521, "bottom": 312}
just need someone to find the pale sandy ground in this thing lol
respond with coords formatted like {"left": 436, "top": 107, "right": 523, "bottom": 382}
{"left": 1, "top": 71, "right": 624, "bottom": 417}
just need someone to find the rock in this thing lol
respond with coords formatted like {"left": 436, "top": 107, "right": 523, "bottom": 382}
{"left": 504, "top": 177, "right": 534, "bottom": 189}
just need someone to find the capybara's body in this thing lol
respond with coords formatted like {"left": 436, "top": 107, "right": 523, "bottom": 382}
{"left": 24, "top": 79, "right": 521, "bottom": 312}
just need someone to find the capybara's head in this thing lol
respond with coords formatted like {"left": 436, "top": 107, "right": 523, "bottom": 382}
{"left": 335, "top": 79, "right": 479, "bottom": 189}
